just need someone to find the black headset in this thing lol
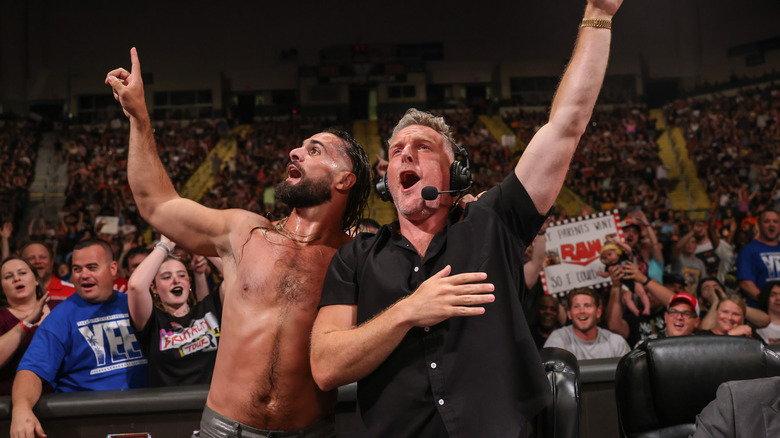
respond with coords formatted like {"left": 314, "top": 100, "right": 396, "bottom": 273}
{"left": 376, "top": 144, "right": 472, "bottom": 202}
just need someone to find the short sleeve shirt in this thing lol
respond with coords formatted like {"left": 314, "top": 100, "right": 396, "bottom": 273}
{"left": 320, "top": 172, "right": 551, "bottom": 438}
{"left": 19, "top": 292, "right": 148, "bottom": 392}
{"left": 135, "top": 288, "right": 222, "bottom": 387}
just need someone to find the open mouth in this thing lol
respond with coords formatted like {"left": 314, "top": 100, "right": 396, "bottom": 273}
{"left": 288, "top": 164, "right": 303, "bottom": 179}
{"left": 81, "top": 281, "right": 97, "bottom": 292}
{"left": 15, "top": 285, "right": 25, "bottom": 292}
{"left": 399, "top": 171, "right": 420, "bottom": 190}
{"left": 170, "top": 286, "right": 184, "bottom": 297}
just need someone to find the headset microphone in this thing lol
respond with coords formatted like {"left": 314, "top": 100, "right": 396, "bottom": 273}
{"left": 421, "top": 186, "right": 470, "bottom": 201}
{"left": 376, "top": 143, "right": 472, "bottom": 203}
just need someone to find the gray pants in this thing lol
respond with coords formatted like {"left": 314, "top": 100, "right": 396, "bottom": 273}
{"left": 192, "top": 405, "right": 336, "bottom": 438}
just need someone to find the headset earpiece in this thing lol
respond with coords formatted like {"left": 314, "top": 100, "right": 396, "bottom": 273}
{"left": 374, "top": 144, "right": 472, "bottom": 202}
{"left": 376, "top": 173, "right": 392, "bottom": 202}
{"left": 449, "top": 145, "right": 472, "bottom": 193}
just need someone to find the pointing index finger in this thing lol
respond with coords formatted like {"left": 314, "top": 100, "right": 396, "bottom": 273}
{"left": 130, "top": 47, "right": 141, "bottom": 75}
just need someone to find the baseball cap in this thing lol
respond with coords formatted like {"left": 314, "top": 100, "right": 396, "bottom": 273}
{"left": 620, "top": 218, "right": 641, "bottom": 230}
{"left": 668, "top": 292, "right": 699, "bottom": 316}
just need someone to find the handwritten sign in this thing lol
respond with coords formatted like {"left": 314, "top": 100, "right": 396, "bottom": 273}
{"left": 540, "top": 211, "right": 624, "bottom": 297}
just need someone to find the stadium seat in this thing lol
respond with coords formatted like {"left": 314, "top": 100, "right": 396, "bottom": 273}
{"left": 614, "top": 336, "right": 780, "bottom": 438}
{"left": 538, "top": 347, "right": 581, "bottom": 438}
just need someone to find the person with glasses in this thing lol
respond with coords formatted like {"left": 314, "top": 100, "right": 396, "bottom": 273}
{"left": 663, "top": 292, "right": 700, "bottom": 337}
{"left": 633, "top": 292, "right": 700, "bottom": 348}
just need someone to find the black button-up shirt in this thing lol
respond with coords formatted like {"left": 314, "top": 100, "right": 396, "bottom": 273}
{"left": 320, "top": 172, "right": 552, "bottom": 438}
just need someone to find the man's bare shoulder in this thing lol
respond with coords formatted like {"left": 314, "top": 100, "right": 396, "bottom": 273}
{"left": 219, "top": 209, "right": 272, "bottom": 255}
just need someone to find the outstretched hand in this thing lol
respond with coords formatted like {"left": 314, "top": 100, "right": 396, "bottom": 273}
{"left": 159, "top": 234, "right": 176, "bottom": 251}
{"left": 402, "top": 265, "right": 495, "bottom": 328}
{"left": 191, "top": 255, "right": 207, "bottom": 274}
{"left": 0, "top": 221, "right": 12, "bottom": 239}
{"left": 105, "top": 47, "right": 147, "bottom": 120}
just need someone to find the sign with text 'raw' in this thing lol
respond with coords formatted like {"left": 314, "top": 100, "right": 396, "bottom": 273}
{"left": 540, "top": 211, "right": 623, "bottom": 297}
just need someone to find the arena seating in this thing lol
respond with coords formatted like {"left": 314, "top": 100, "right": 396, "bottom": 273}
{"left": 615, "top": 336, "right": 780, "bottom": 438}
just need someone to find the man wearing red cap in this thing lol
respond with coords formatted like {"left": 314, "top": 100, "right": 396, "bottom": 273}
{"left": 663, "top": 292, "right": 700, "bottom": 338}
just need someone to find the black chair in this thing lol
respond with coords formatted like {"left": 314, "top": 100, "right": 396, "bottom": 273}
{"left": 614, "top": 336, "right": 780, "bottom": 438}
{"left": 537, "top": 347, "right": 580, "bottom": 438}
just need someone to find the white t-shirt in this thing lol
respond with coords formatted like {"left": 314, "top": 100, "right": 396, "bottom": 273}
{"left": 543, "top": 325, "right": 630, "bottom": 360}
{"left": 756, "top": 322, "right": 780, "bottom": 346}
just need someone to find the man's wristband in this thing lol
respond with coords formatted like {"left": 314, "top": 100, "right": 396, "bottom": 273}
{"left": 580, "top": 18, "right": 612, "bottom": 30}
{"left": 19, "top": 320, "right": 34, "bottom": 332}
{"left": 154, "top": 241, "right": 172, "bottom": 257}
{"left": 642, "top": 276, "right": 652, "bottom": 286}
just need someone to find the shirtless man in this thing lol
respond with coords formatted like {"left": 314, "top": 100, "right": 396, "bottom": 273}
{"left": 106, "top": 48, "right": 371, "bottom": 437}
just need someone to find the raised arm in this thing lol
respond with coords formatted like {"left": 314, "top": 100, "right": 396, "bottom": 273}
{"left": 707, "top": 198, "right": 721, "bottom": 249}
{"left": 106, "top": 48, "right": 239, "bottom": 257}
{"left": 672, "top": 231, "right": 694, "bottom": 261}
{"left": 191, "top": 255, "right": 210, "bottom": 302}
{"left": 126, "top": 236, "right": 174, "bottom": 331}
{"left": 605, "top": 265, "right": 630, "bottom": 338}
{"left": 524, "top": 233, "right": 547, "bottom": 289}
{"left": 311, "top": 265, "right": 494, "bottom": 390}
{"left": 633, "top": 210, "right": 663, "bottom": 263}
{"left": 515, "top": 0, "right": 622, "bottom": 213}
{"left": 0, "top": 222, "right": 11, "bottom": 261}
{"left": 623, "top": 260, "right": 675, "bottom": 305}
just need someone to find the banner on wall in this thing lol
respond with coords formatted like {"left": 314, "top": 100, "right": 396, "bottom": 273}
{"left": 540, "top": 211, "right": 624, "bottom": 297}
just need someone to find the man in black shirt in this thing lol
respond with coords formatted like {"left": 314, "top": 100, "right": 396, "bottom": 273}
{"left": 310, "top": 1, "right": 626, "bottom": 436}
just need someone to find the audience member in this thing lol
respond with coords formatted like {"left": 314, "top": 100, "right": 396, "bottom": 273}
{"left": 600, "top": 241, "right": 651, "bottom": 316}
{"left": 127, "top": 235, "right": 223, "bottom": 387}
{"left": 352, "top": 218, "right": 380, "bottom": 235}
{"left": 544, "top": 288, "right": 630, "bottom": 359}
{"left": 122, "top": 245, "right": 150, "bottom": 278}
{"left": 530, "top": 294, "right": 564, "bottom": 349}
{"left": 699, "top": 276, "right": 770, "bottom": 331}
{"left": 662, "top": 292, "right": 700, "bottom": 338}
{"left": 21, "top": 242, "right": 75, "bottom": 306}
{"left": 700, "top": 294, "right": 754, "bottom": 338}
{"left": 737, "top": 209, "right": 780, "bottom": 308}
{"left": 11, "top": 238, "right": 148, "bottom": 438}
{"left": 756, "top": 280, "right": 780, "bottom": 345}
{"left": 0, "top": 258, "right": 51, "bottom": 395}
{"left": 671, "top": 232, "right": 707, "bottom": 296}
{"left": 605, "top": 261, "right": 675, "bottom": 346}
{"left": 522, "top": 218, "right": 552, "bottom": 321}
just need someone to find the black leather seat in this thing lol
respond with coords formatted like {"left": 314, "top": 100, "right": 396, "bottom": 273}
{"left": 537, "top": 347, "right": 580, "bottom": 438}
{"left": 614, "top": 336, "right": 780, "bottom": 438}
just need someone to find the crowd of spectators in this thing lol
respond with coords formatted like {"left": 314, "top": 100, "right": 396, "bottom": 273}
{"left": 1, "top": 82, "right": 779, "bottom": 415}
{"left": 0, "top": 121, "right": 39, "bottom": 234}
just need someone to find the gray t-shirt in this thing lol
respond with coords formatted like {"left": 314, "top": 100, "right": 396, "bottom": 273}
{"left": 543, "top": 325, "right": 629, "bottom": 360}
{"left": 671, "top": 254, "right": 707, "bottom": 295}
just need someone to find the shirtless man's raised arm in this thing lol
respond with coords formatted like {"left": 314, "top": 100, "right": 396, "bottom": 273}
{"left": 107, "top": 48, "right": 371, "bottom": 435}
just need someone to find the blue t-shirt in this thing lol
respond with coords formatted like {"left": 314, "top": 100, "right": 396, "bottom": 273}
{"left": 19, "top": 291, "right": 148, "bottom": 392}
{"left": 736, "top": 240, "right": 780, "bottom": 308}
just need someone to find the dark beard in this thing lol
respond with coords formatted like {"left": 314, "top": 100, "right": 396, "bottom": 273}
{"left": 275, "top": 176, "right": 332, "bottom": 209}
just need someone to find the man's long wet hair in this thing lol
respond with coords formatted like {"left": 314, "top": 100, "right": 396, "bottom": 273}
{"left": 324, "top": 128, "right": 371, "bottom": 232}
